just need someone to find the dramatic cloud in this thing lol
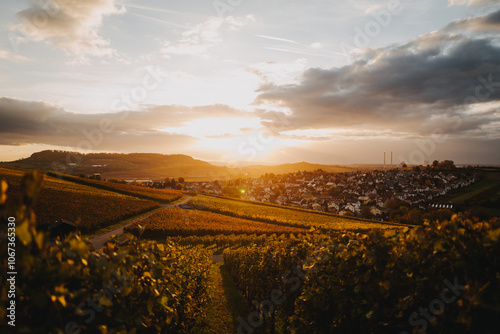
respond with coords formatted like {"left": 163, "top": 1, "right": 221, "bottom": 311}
{"left": 0, "top": 97, "right": 251, "bottom": 151}
{"left": 445, "top": 8, "right": 500, "bottom": 32}
{"left": 255, "top": 12, "right": 500, "bottom": 139}
{"left": 12, "top": 0, "right": 125, "bottom": 62}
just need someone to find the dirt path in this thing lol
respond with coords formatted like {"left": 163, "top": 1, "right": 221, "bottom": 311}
{"left": 159, "top": 194, "right": 192, "bottom": 209}
{"left": 212, "top": 254, "right": 224, "bottom": 263}
{"left": 90, "top": 195, "right": 192, "bottom": 249}
{"left": 196, "top": 262, "right": 250, "bottom": 334}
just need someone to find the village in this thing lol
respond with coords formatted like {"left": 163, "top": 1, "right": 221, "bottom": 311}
{"left": 134, "top": 163, "right": 478, "bottom": 222}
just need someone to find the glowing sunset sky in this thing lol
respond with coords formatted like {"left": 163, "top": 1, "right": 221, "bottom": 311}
{"left": 0, "top": 0, "right": 499, "bottom": 165}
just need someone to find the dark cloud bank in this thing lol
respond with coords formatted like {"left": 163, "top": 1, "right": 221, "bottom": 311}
{"left": 0, "top": 98, "right": 246, "bottom": 152}
{"left": 255, "top": 9, "right": 500, "bottom": 139}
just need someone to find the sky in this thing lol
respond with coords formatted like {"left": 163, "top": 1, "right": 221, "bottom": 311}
{"left": 0, "top": 0, "right": 499, "bottom": 166}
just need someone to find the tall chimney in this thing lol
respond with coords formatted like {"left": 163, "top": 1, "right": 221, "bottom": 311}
{"left": 391, "top": 151, "right": 393, "bottom": 165}
{"left": 384, "top": 152, "right": 386, "bottom": 165}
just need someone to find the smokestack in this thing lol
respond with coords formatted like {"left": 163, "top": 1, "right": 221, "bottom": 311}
{"left": 391, "top": 151, "right": 393, "bottom": 165}
{"left": 384, "top": 152, "right": 386, "bottom": 165}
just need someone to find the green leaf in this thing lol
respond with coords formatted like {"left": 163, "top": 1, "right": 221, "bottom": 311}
{"left": 486, "top": 228, "right": 500, "bottom": 243}
{"left": 69, "top": 238, "right": 89, "bottom": 256}
{"left": 16, "top": 220, "right": 32, "bottom": 245}
{"left": 99, "top": 295, "right": 113, "bottom": 307}
{"left": 160, "top": 296, "right": 169, "bottom": 309}
{"left": 433, "top": 240, "right": 445, "bottom": 253}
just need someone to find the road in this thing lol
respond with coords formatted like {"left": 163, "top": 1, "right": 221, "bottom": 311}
{"left": 90, "top": 195, "right": 192, "bottom": 249}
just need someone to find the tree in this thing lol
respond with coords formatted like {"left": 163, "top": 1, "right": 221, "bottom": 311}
{"left": 178, "top": 177, "right": 185, "bottom": 184}
{"left": 360, "top": 206, "right": 373, "bottom": 219}
{"left": 222, "top": 186, "right": 240, "bottom": 198}
{"left": 385, "top": 198, "right": 403, "bottom": 210}
{"left": 407, "top": 208, "right": 423, "bottom": 225}
{"left": 438, "top": 160, "right": 455, "bottom": 170}
{"left": 432, "top": 209, "right": 453, "bottom": 222}
{"left": 328, "top": 186, "right": 341, "bottom": 197}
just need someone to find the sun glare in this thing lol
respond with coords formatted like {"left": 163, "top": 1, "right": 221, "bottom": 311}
{"left": 160, "top": 117, "right": 261, "bottom": 137}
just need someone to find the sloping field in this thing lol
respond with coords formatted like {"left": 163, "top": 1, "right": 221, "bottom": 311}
{"left": 449, "top": 173, "right": 500, "bottom": 204}
{"left": 124, "top": 207, "right": 308, "bottom": 238}
{"left": 189, "top": 195, "right": 402, "bottom": 230}
{"left": 47, "top": 171, "right": 183, "bottom": 203}
{"left": 1, "top": 166, "right": 159, "bottom": 233}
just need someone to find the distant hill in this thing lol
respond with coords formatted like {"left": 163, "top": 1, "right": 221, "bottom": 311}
{"left": 1, "top": 150, "right": 357, "bottom": 180}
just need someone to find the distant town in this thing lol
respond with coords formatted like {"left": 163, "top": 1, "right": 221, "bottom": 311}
{"left": 104, "top": 160, "right": 482, "bottom": 224}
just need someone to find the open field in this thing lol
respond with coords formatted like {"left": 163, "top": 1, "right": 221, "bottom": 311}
{"left": 124, "top": 207, "right": 308, "bottom": 238}
{"left": 435, "top": 170, "right": 500, "bottom": 204}
{"left": 0, "top": 166, "right": 159, "bottom": 233}
{"left": 437, "top": 171, "right": 500, "bottom": 218}
{"left": 189, "top": 194, "right": 403, "bottom": 230}
{"left": 47, "top": 171, "right": 183, "bottom": 203}
{"left": 449, "top": 173, "right": 500, "bottom": 204}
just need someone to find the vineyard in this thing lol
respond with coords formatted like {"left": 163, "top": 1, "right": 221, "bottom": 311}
{"left": 1, "top": 230, "right": 212, "bottom": 333}
{"left": 0, "top": 170, "right": 213, "bottom": 333}
{"left": 189, "top": 194, "right": 399, "bottom": 230}
{"left": 0, "top": 167, "right": 159, "bottom": 233}
{"left": 164, "top": 233, "right": 304, "bottom": 252}
{"left": 224, "top": 216, "right": 500, "bottom": 333}
{"left": 2, "top": 169, "right": 500, "bottom": 333}
{"left": 124, "top": 207, "right": 308, "bottom": 238}
{"left": 47, "top": 171, "right": 183, "bottom": 203}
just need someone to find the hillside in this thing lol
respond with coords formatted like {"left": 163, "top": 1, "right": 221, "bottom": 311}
{"left": 2, "top": 150, "right": 356, "bottom": 180}
{"left": 0, "top": 166, "right": 159, "bottom": 233}
{"left": 2, "top": 150, "right": 235, "bottom": 180}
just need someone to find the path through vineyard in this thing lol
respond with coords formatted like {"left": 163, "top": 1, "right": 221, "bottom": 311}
{"left": 89, "top": 194, "right": 251, "bottom": 333}
{"left": 197, "top": 260, "right": 251, "bottom": 334}
{"left": 90, "top": 195, "right": 192, "bottom": 249}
